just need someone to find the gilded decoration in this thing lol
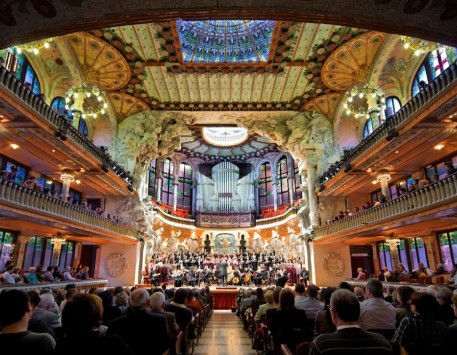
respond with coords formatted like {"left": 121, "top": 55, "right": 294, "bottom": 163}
{"left": 321, "top": 32, "right": 386, "bottom": 91}
{"left": 302, "top": 93, "right": 342, "bottom": 119}
{"left": 109, "top": 93, "right": 150, "bottom": 121}
{"left": 65, "top": 32, "right": 131, "bottom": 91}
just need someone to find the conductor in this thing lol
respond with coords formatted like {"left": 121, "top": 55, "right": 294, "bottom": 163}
{"left": 220, "top": 258, "right": 228, "bottom": 287}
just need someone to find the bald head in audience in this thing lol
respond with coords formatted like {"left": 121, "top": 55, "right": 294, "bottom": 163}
{"left": 129, "top": 288, "right": 150, "bottom": 310}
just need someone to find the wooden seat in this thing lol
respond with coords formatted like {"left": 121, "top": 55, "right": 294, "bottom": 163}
{"left": 295, "top": 341, "right": 312, "bottom": 355}
{"left": 281, "top": 344, "right": 294, "bottom": 355}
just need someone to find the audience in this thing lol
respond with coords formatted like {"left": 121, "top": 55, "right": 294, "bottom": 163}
{"left": 395, "top": 285, "right": 415, "bottom": 326}
{"left": 0, "top": 289, "right": 56, "bottom": 354}
{"left": 393, "top": 292, "right": 449, "bottom": 354}
{"left": 309, "top": 289, "right": 393, "bottom": 355}
{"left": 314, "top": 287, "right": 337, "bottom": 336}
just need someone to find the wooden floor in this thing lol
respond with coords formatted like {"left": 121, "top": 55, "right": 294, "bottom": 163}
{"left": 193, "top": 310, "right": 257, "bottom": 355}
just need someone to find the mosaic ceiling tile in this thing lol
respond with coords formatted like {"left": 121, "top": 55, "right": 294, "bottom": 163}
{"left": 176, "top": 20, "right": 276, "bottom": 63}
{"left": 109, "top": 92, "right": 149, "bottom": 121}
{"left": 302, "top": 93, "right": 343, "bottom": 119}
{"left": 65, "top": 32, "right": 131, "bottom": 91}
{"left": 321, "top": 31, "right": 386, "bottom": 91}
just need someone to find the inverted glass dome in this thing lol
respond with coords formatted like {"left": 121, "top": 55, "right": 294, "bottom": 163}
{"left": 176, "top": 20, "right": 275, "bottom": 63}
{"left": 202, "top": 127, "right": 249, "bottom": 147}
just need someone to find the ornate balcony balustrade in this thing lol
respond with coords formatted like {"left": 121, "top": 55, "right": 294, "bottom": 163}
{"left": 0, "top": 65, "right": 132, "bottom": 184}
{"left": 0, "top": 177, "right": 137, "bottom": 240}
{"left": 0, "top": 279, "right": 108, "bottom": 292}
{"left": 315, "top": 173, "right": 457, "bottom": 239}
{"left": 319, "top": 62, "right": 457, "bottom": 185}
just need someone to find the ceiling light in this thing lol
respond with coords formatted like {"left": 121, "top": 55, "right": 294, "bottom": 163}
{"left": 372, "top": 180, "right": 378, "bottom": 184}
{"left": 399, "top": 36, "right": 442, "bottom": 55}
{"left": 52, "top": 149, "right": 56, "bottom": 153}
{"left": 434, "top": 144, "right": 444, "bottom": 150}
{"left": 75, "top": 179, "right": 81, "bottom": 184}
{"left": 10, "top": 143, "right": 20, "bottom": 149}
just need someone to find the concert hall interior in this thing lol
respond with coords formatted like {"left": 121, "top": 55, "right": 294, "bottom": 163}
{"left": 1, "top": 1, "right": 457, "bottom": 293}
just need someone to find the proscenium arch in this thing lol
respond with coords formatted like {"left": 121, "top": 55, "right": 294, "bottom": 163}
{"left": 2, "top": 1, "right": 457, "bottom": 49}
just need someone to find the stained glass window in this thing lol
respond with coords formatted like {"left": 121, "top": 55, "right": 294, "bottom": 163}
{"left": 51, "top": 96, "right": 73, "bottom": 121}
{"left": 161, "top": 159, "right": 174, "bottom": 206}
{"left": 377, "top": 242, "right": 393, "bottom": 271}
{"left": 259, "top": 162, "right": 274, "bottom": 209}
{"left": 276, "top": 156, "right": 290, "bottom": 206}
{"left": 385, "top": 96, "right": 402, "bottom": 118}
{"left": 177, "top": 20, "right": 275, "bottom": 63}
{"left": 437, "top": 230, "right": 457, "bottom": 271}
{"left": 294, "top": 160, "right": 302, "bottom": 199}
{"left": 363, "top": 111, "right": 386, "bottom": 138}
{"left": 177, "top": 162, "right": 193, "bottom": 209}
{"left": 409, "top": 237, "right": 428, "bottom": 270}
{"left": 6, "top": 50, "right": 41, "bottom": 95}
{"left": 0, "top": 229, "right": 18, "bottom": 271}
{"left": 78, "top": 118, "right": 88, "bottom": 137}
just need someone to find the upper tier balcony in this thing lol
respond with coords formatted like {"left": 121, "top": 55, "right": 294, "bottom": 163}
{"left": 314, "top": 173, "right": 457, "bottom": 244}
{"left": 0, "top": 177, "right": 138, "bottom": 243}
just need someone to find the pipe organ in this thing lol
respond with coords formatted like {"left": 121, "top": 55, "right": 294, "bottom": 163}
{"left": 196, "top": 161, "right": 255, "bottom": 212}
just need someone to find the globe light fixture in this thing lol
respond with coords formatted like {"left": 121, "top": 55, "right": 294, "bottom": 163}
{"left": 15, "top": 38, "right": 53, "bottom": 55}
{"left": 342, "top": 83, "right": 385, "bottom": 119}
{"left": 400, "top": 35, "right": 442, "bottom": 56}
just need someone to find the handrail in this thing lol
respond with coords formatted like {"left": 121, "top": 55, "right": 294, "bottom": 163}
{"left": 0, "top": 177, "right": 137, "bottom": 239}
{"left": 153, "top": 206, "right": 196, "bottom": 226}
{"left": 0, "top": 65, "right": 131, "bottom": 182}
{"left": 314, "top": 173, "right": 457, "bottom": 238}
{"left": 319, "top": 62, "right": 457, "bottom": 185}
{"left": 0, "top": 279, "right": 108, "bottom": 292}
{"left": 256, "top": 206, "right": 298, "bottom": 226}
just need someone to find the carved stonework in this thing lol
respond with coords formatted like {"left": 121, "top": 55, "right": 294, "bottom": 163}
{"left": 104, "top": 253, "right": 128, "bottom": 277}
{"left": 322, "top": 252, "right": 344, "bottom": 277}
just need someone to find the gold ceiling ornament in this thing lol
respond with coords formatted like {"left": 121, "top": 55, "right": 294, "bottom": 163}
{"left": 15, "top": 38, "right": 53, "bottom": 55}
{"left": 400, "top": 36, "right": 442, "bottom": 56}
{"left": 65, "top": 83, "right": 108, "bottom": 119}
{"left": 60, "top": 169, "right": 75, "bottom": 182}
{"left": 342, "top": 83, "right": 385, "bottom": 119}
{"left": 50, "top": 232, "right": 67, "bottom": 247}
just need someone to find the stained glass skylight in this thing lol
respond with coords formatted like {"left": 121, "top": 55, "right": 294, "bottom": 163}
{"left": 176, "top": 20, "right": 275, "bottom": 63}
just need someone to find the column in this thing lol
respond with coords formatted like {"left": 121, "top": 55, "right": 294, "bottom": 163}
{"left": 191, "top": 178, "right": 197, "bottom": 217}
{"left": 60, "top": 170, "right": 75, "bottom": 199}
{"left": 385, "top": 238, "right": 400, "bottom": 268}
{"left": 306, "top": 150, "right": 319, "bottom": 226}
{"left": 254, "top": 179, "right": 260, "bottom": 216}
{"left": 156, "top": 175, "right": 163, "bottom": 203}
{"left": 376, "top": 169, "right": 391, "bottom": 200}
{"left": 51, "top": 234, "right": 67, "bottom": 267}
{"left": 172, "top": 180, "right": 179, "bottom": 212}
{"left": 422, "top": 236, "right": 437, "bottom": 271}
{"left": 15, "top": 235, "right": 29, "bottom": 268}
{"left": 288, "top": 173, "right": 295, "bottom": 207}
{"left": 271, "top": 165, "right": 278, "bottom": 211}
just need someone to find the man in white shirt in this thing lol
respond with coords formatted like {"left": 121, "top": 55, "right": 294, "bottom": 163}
{"left": 359, "top": 279, "right": 396, "bottom": 333}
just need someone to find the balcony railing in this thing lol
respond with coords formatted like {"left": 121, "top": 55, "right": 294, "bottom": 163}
{"left": 0, "top": 178, "right": 137, "bottom": 239}
{"left": 256, "top": 206, "right": 299, "bottom": 226}
{"left": 319, "top": 62, "right": 457, "bottom": 185}
{"left": 0, "top": 65, "right": 132, "bottom": 184}
{"left": 315, "top": 173, "right": 457, "bottom": 238}
{"left": 0, "top": 279, "right": 108, "bottom": 292}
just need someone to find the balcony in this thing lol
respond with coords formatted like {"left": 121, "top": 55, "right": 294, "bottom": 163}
{"left": 0, "top": 178, "right": 137, "bottom": 242}
{"left": 314, "top": 173, "right": 457, "bottom": 242}
{"left": 0, "top": 65, "right": 133, "bottom": 187}
{"left": 319, "top": 62, "right": 457, "bottom": 187}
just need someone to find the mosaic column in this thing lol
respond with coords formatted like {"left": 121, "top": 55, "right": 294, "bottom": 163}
{"left": 271, "top": 165, "right": 278, "bottom": 211}
{"left": 306, "top": 150, "right": 319, "bottom": 226}
{"left": 288, "top": 173, "right": 295, "bottom": 207}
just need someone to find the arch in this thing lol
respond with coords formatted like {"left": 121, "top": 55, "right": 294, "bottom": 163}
{"left": 2, "top": 2, "right": 456, "bottom": 50}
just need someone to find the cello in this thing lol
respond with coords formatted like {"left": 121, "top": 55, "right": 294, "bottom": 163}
{"left": 243, "top": 271, "right": 252, "bottom": 285}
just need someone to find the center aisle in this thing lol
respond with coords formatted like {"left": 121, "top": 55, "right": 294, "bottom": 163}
{"left": 193, "top": 310, "right": 257, "bottom": 355}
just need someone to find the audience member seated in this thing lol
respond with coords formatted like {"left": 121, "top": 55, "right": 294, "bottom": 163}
{"left": 270, "top": 288, "right": 312, "bottom": 352}
{"left": 62, "top": 266, "right": 76, "bottom": 281}
{"left": 353, "top": 286, "right": 365, "bottom": 302}
{"left": 25, "top": 266, "right": 40, "bottom": 284}
{"left": 30, "top": 293, "right": 61, "bottom": 329}
{"left": 26, "top": 290, "right": 56, "bottom": 337}
{"left": 309, "top": 289, "right": 393, "bottom": 355}
{"left": 265, "top": 287, "right": 282, "bottom": 327}
{"left": 450, "top": 294, "right": 457, "bottom": 337}
{"left": 353, "top": 267, "right": 366, "bottom": 281}
{"left": 392, "top": 292, "right": 449, "bottom": 354}
{"left": 150, "top": 291, "right": 181, "bottom": 347}
{"left": 107, "top": 288, "right": 170, "bottom": 355}
{"left": 254, "top": 289, "right": 274, "bottom": 323}
{"left": 359, "top": 279, "right": 396, "bottom": 337}
{"left": 43, "top": 266, "right": 55, "bottom": 282}
{"left": 295, "top": 284, "right": 323, "bottom": 326}
{"left": 314, "top": 287, "right": 337, "bottom": 337}
{"left": 76, "top": 266, "right": 90, "bottom": 280}
{"left": 432, "top": 263, "right": 445, "bottom": 275}
{"left": 55, "top": 293, "right": 131, "bottom": 354}
{"left": 2, "top": 265, "right": 15, "bottom": 283}
{"left": 98, "top": 290, "right": 121, "bottom": 325}
{"left": 395, "top": 286, "right": 415, "bottom": 326}
{"left": 250, "top": 287, "right": 266, "bottom": 317}
{"left": 435, "top": 287, "right": 454, "bottom": 326}
{"left": 0, "top": 289, "right": 56, "bottom": 354}
{"left": 164, "top": 288, "right": 193, "bottom": 332}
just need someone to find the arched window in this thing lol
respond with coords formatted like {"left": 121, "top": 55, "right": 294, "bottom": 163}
{"left": 14, "top": 51, "right": 41, "bottom": 94}
{"left": 148, "top": 159, "right": 157, "bottom": 198}
{"left": 411, "top": 47, "right": 457, "bottom": 97}
{"left": 258, "top": 162, "right": 274, "bottom": 209}
{"left": 384, "top": 96, "right": 401, "bottom": 118}
{"left": 363, "top": 111, "right": 386, "bottom": 138}
{"left": 78, "top": 118, "right": 88, "bottom": 137}
{"left": 276, "top": 156, "right": 290, "bottom": 206}
{"left": 177, "top": 163, "right": 193, "bottom": 209}
{"left": 161, "top": 159, "right": 174, "bottom": 206}
{"left": 50, "top": 96, "right": 73, "bottom": 121}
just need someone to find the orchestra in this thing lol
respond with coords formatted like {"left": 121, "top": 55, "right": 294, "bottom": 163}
{"left": 143, "top": 250, "right": 306, "bottom": 288}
